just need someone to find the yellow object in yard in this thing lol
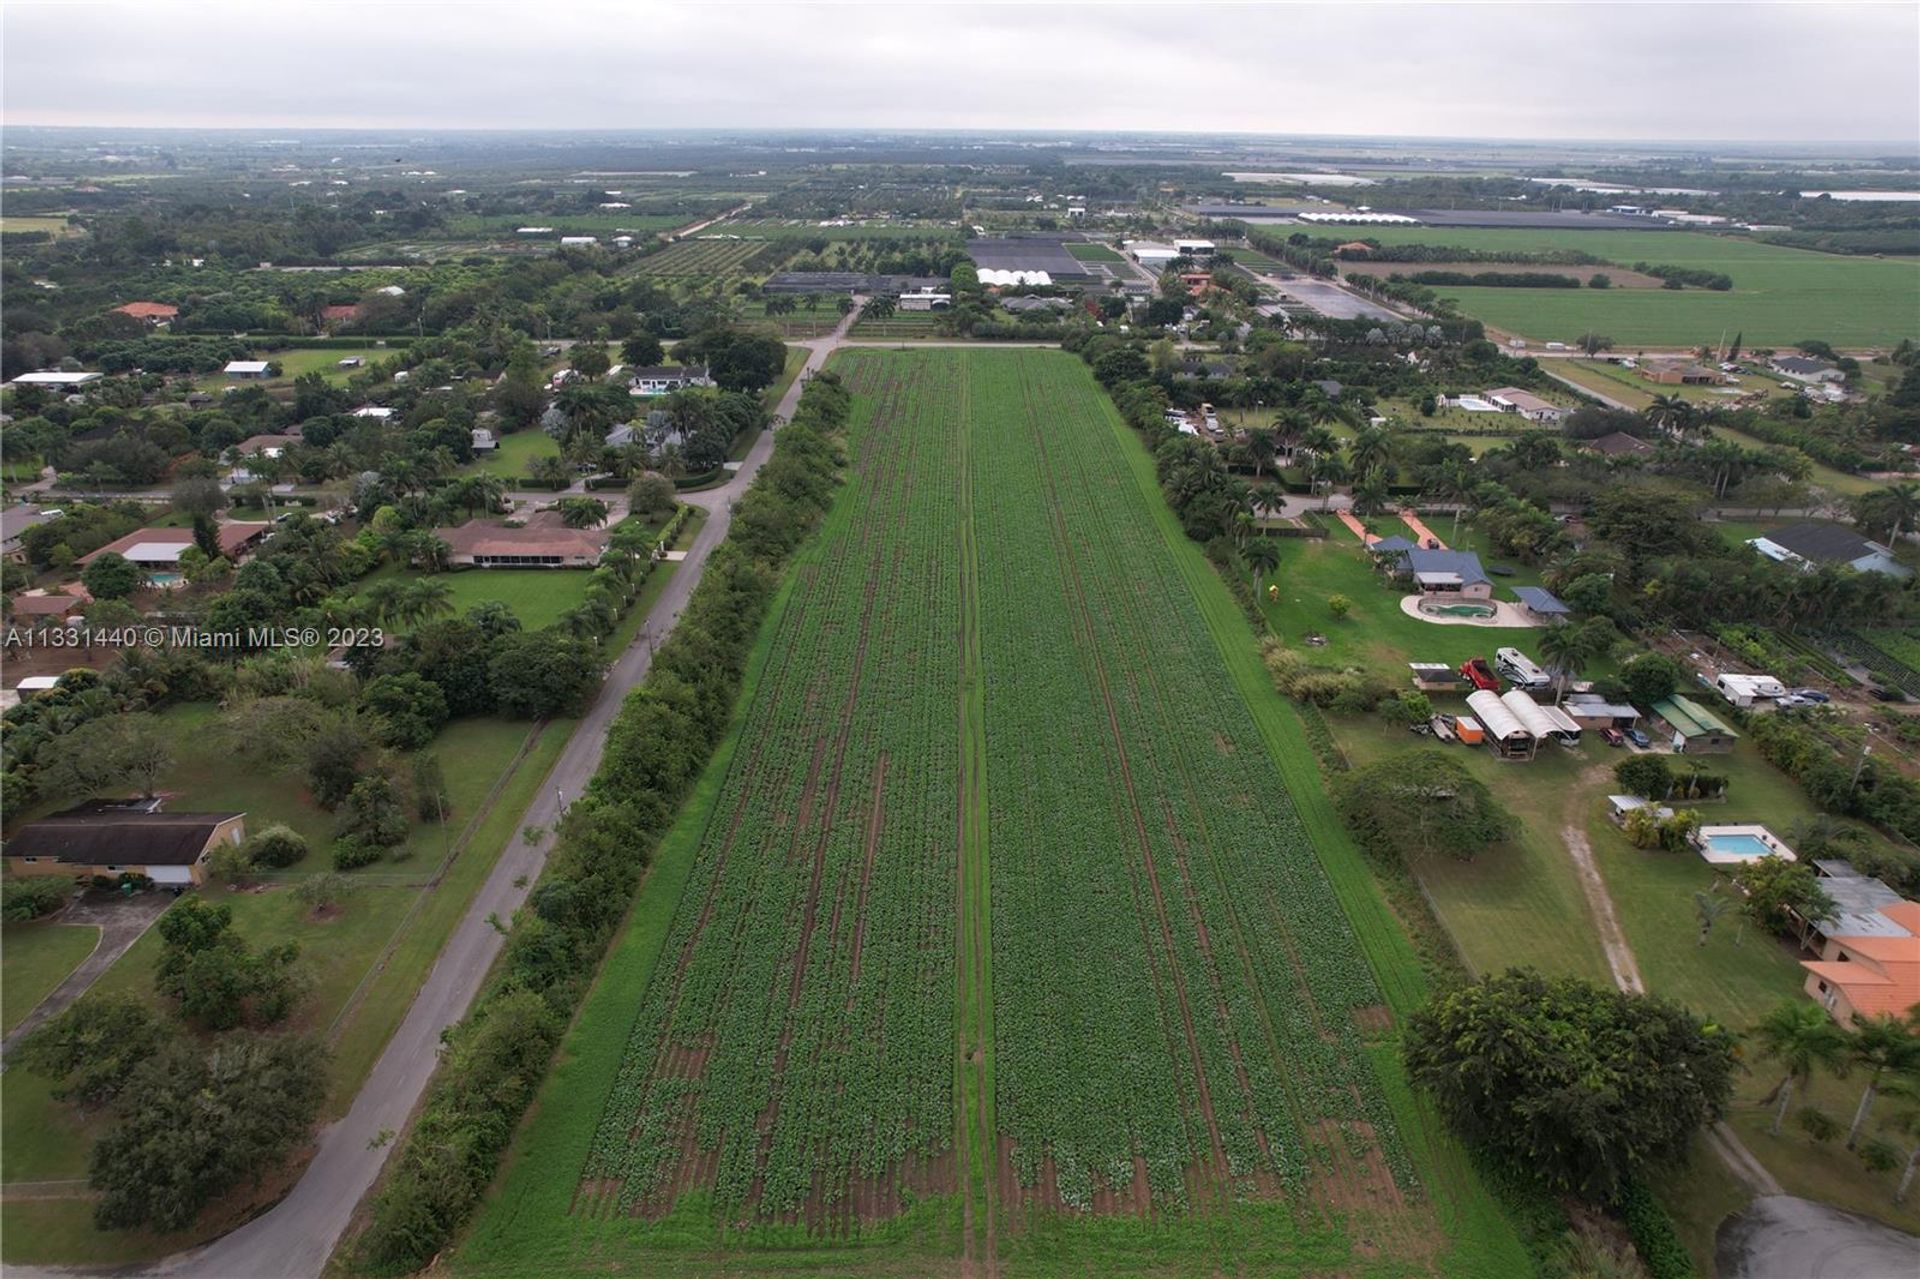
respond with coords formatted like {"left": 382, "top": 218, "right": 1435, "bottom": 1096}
{"left": 1267, "top": 583, "right": 1279, "bottom": 601}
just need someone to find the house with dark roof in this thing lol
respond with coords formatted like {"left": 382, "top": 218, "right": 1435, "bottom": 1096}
{"left": 1512, "top": 585, "right": 1571, "bottom": 621}
{"left": 1770, "top": 355, "right": 1844, "bottom": 383}
{"left": 6, "top": 801, "right": 246, "bottom": 887}
{"left": 1389, "top": 547, "right": 1492, "bottom": 599}
{"left": 1584, "top": 431, "right": 1655, "bottom": 458}
{"left": 1747, "top": 522, "right": 1911, "bottom": 579}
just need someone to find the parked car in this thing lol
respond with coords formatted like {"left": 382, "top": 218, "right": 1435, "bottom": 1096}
{"left": 1624, "top": 727, "right": 1650, "bottom": 748}
{"left": 1791, "top": 688, "right": 1831, "bottom": 704}
{"left": 1872, "top": 686, "right": 1908, "bottom": 703}
{"left": 1460, "top": 657, "right": 1500, "bottom": 691}
{"left": 1778, "top": 694, "right": 1815, "bottom": 709}
{"left": 1600, "top": 727, "right": 1626, "bottom": 747}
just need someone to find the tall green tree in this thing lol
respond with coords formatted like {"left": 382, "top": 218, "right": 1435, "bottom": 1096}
{"left": 1845, "top": 1013, "right": 1920, "bottom": 1150}
{"left": 1751, "top": 1000, "right": 1850, "bottom": 1136}
{"left": 1404, "top": 969, "right": 1737, "bottom": 1202}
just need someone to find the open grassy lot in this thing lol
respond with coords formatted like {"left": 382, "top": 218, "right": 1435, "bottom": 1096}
{"left": 464, "top": 427, "right": 558, "bottom": 480}
{"left": 425, "top": 568, "right": 594, "bottom": 629}
{"left": 0, "top": 920, "right": 100, "bottom": 1034}
{"left": 1348, "top": 227, "right": 1919, "bottom": 347}
{"left": 259, "top": 347, "right": 392, "bottom": 385}
{"left": 0, "top": 215, "right": 81, "bottom": 238}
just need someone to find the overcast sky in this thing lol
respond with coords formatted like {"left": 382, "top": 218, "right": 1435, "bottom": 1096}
{"left": 5, "top": 1, "right": 1917, "bottom": 144}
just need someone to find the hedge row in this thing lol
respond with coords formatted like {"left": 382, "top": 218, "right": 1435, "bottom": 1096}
{"left": 1622, "top": 1178, "right": 1698, "bottom": 1278}
{"left": 349, "top": 373, "right": 852, "bottom": 1275}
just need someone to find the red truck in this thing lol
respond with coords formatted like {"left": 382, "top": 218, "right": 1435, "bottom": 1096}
{"left": 1460, "top": 657, "right": 1500, "bottom": 691}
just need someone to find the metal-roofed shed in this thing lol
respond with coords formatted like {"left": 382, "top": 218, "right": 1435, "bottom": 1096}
{"left": 1466, "top": 689, "right": 1535, "bottom": 759}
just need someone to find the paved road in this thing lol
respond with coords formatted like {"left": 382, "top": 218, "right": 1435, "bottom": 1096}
{"left": 6, "top": 305, "right": 866, "bottom": 1279}
{"left": 1717, "top": 1194, "right": 1920, "bottom": 1279}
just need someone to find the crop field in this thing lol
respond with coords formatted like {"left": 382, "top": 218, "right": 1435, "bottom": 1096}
{"left": 630, "top": 237, "right": 771, "bottom": 278}
{"left": 444, "top": 212, "right": 688, "bottom": 237}
{"left": 1348, "top": 227, "right": 1919, "bottom": 347}
{"left": 1064, "top": 241, "right": 1124, "bottom": 262}
{"left": 457, "top": 350, "right": 1523, "bottom": 1277}
{"left": 716, "top": 218, "right": 963, "bottom": 242}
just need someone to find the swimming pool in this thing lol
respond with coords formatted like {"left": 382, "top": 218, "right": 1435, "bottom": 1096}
{"left": 1701, "top": 833, "right": 1772, "bottom": 859}
{"left": 1695, "top": 824, "right": 1795, "bottom": 866}
{"left": 147, "top": 572, "right": 183, "bottom": 588}
{"left": 1419, "top": 600, "right": 1497, "bottom": 619}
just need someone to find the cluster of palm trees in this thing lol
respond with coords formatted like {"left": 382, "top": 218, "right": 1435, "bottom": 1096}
{"left": 351, "top": 577, "right": 455, "bottom": 630}
{"left": 1752, "top": 1001, "right": 1920, "bottom": 1202}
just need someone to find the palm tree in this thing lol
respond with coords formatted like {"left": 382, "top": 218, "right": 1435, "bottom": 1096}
{"left": 863, "top": 294, "right": 898, "bottom": 322}
{"left": 558, "top": 497, "right": 609, "bottom": 529}
{"left": 1309, "top": 453, "right": 1349, "bottom": 511}
{"left": 1647, "top": 394, "right": 1697, "bottom": 440}
{"left": 470, "top": 472, "right": 506, "bottom": 516}
{"left": 1244, "top": 427, "right": 1278, "bottom": 481}
{"left": 527, "top": 455, "right": 570, "bottom": 488}
{"left": 1347, "top": 426, "right": 1393, "bottom": 480}
{"left": 1351, "top": 468, "right": 1392, "bottom": 516}
{"left": 361, "top": 579, "right": 408, "bottom": 626}
{"left": 1536, "top": 618, "right": 1611, "bottom": 704}
{"left": 1244, "top": 537, "right": 1280, "bottom": 591}
{"left": 1845, "top": 1012, "right": 1920, "bottom": 1150}
{"left": 1884, "top": 1070, "right": 1920, "bottom": 1204}
{"left": 400, "top": 578, "right": 455, "bottom": 628}
{"left": 1752, "top": 1001, "right": 1852, "bottom": 1135}
{"left": 1876, "top": 482, "right": 1920, "bottom": 547}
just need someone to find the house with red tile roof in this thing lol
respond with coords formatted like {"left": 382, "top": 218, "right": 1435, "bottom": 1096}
{"left": 113, "top": 301, "right": 179, "bottom": 323}
{"left": 1803, "top": 899, "right": 1920, "bottom": 1025}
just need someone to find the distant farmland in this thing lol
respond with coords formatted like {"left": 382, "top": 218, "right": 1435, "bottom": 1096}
{"left": 1350, "top": 227, "right": 1919, "bottom": 347}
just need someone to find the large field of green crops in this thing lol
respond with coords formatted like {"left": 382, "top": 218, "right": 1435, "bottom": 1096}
{"left": 454, "top": 350, "right": 1527, "bottom": 1277}
{"left": 1349, "top": 227, "right": 1919, "bottom": 348}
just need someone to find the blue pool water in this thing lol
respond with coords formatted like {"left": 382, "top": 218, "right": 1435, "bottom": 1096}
{"left": 1703, "top": 834, "right": 1773, "bottom": 859}
{"left": 147, "top": 572, "right": 183, "bottom": 587}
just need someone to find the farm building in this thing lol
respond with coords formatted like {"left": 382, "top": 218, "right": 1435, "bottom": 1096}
{"left": 965, "top": 237, "right": 1090, "bottom": 283}
{"left": 1408, "top": 662, "right": 1469, "bottom": 691}
{"left": 353, "top": 405, "right": 395, "bottom": 421}
{"left": 559, "top": 236, "right": 597, "bottom": 246}
{"left": 1606, "top": 794, "right": 1674, "bottom": 826}
{"left": 1802, "top": 898, "right": 1920, "bottom": 1024}
{"left": 899, "top": 290, "right": 952, "bottom": 312}
{"left": 1583, "top": 431, "right": 1655, "bottom": 457}
{"left": 1511, "top": 586, "right": 1570, "bottom": 622}
{"left": 1125, "top": 241, "right": 1179, "bottom": 267}
{"left": 1465, "top": 689, "right": 1536, "bottom": 760}
{"left": 10, "top": 370, "right": 102, "bottom": 388}
{"left": 1388, "top": 548, "right": 1493, "bottom": 599}
{"left": 1715, "top": 672, "right": 1786, "bottom": 708}
{"left": 5, "top": 800, "right": 247, "bottom": 888}
{"left": 1746, "top": 522, "right": 1911, "bottom": 579}
{"left": 112, "top": 301, "right": 179, "bottom": 324}
{"left": 1564, "top": 693, "right": 1640, "bottom": 730}
{"left": 223, "top": 360, "right": 272, "bottom": 379}
{"left": 1770, "top": 355, "right": 1844, "bottom": 383}
{"left": 1001, "top": 296, "right": 1073, "bottom": 314}
{"left": 435, "top": 515, "right": 610, "bottom": 568}
{"left": 1485, "top": 387, "right": 1567, "bottom": 424}
{"left": 628, "top": 365, "right": 713, "bottom": 397}
{"left": 1650, "top": 695, "right": 1738, "bottom": 754}
{"left": 1173, "top": 239, "right": 1216, "bottom": 257}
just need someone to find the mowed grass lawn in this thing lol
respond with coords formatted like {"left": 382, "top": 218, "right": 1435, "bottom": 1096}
{"left": 465, "top": 429, "right": 558, "bottom": 480}
{"left": 0, "top": 920, "right": 100, "bottom": 1034}
{"left": 1350, "top": 227, "right": 1920, "bottom": 348}
{"left": 260, "top": 347, "right": 391, "bottom": 385}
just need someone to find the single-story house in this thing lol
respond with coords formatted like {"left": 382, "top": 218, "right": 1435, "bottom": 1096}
{"left": 1391, "top": 548, "right": 1493, "bottom": 599}
{"left": 1512, "top": 585, "right": 1570, "bottom": 622}
{"left": 1793, "top": 860, "right": 1913, "bottom": 952}
{"left": 5, "top": 800, "right": 246, "bottom": 887}
{"left": 1367, "top": 535, "right": 1417, "bottom": 558}
{"left": 1802, "top": 899, "right": 1920, "bottom": 1024}
{"left": 434, "top": 515, "right": 610, "bottom": 569}
{"left": 899, "top": 290, "right": 952, "bottom": 311}
{"left": 1770, "top": 355, "right": 1844, "bottom": 384}
{"left": 1466, "top": 688, "right": 1536, "bottom": 760}
{"left": 1747, "top": 522, "right": 1911, "bottom": 580}
{"left": 1486, "top": 387, "right": 1567, "bottom": 424}
{"left": 1312, "top": 379, "right": 1343, "bottom": 400}
{"left": 10, "top": 371, "right": 102, "bottom": 389}
{"left": 7, "top": 592, "right": 85, "bottom": 622}
{"left": 1641, "top": 362, "right": 1723, "bottom": 386}
{"left": 320, "top": 304, "right": 361, "bottom": 328}
{"left": 223, "top": 360, "right": 272, "bottom": 379}
{"left": 1564, "top": 693, "right": 1640, "bottom": 730}
{"left": 629, "top": 365, "right": 713, "bottom": 397}
{"left": 113, "top": 301, "right": 179, "bottom": 324}
{"left": 232, "top": 433, "right": 297, "bottom": 458}
{"left": 1584, "top": 431, "right": 1655, "bottom": 458}
{"left": 1650, "top": 694, "right": 1738, "bottom": 754}
{"left": 1001, "top": 296, "right": 1073, "bottom": 314}
{"left": 78, "top": 522, "right": 271, "bottom": 572}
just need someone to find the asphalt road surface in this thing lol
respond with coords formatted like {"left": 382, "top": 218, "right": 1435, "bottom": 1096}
{"left": 6, "top": 305, "right": 863, "bottom": 1279}
{"left": 1716, "top": 1194, "right": 1920, "bottom": 1279}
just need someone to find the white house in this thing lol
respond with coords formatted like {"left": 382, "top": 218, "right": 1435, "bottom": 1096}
{"left": 1485, "top": 387, "right": 1567, "bottom": 424}
{"left": 628, "top": 365, "right": 712, "bottom": 397}
{"left": 899, "top": 290, "right": 952, "bottom": 312}
{"left": 10, "top": 370, "right": 102, "bottom": 388}
{"left": 1769, "top": 355, "right": 1844, "bottom": 384}
{"left": 224, "top": 360, "right": 272, "bottom": 379}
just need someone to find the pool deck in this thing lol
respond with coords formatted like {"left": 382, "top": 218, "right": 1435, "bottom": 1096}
{"left": 1398, "top": 595, "right": 1534, "bottom": 628}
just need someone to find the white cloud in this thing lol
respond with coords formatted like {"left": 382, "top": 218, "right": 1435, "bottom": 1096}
{"left": 3, "top": 1, "right": 1915, "bottom": 142}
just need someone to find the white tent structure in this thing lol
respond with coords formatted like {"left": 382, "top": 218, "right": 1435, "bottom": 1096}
{"left": 975, "top": 268, "right": 1051, "bottom": 287}
{"left": 1466, "top": 690, "right": 1536, "bottom": 759}
{"left": 1501, "top": 690, "right": 1581, "bottom": 744}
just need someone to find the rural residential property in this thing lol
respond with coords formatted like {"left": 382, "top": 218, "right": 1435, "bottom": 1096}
{"left": 1, "top": 7, "right": 1917, "bottom": 1279}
